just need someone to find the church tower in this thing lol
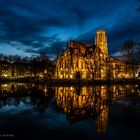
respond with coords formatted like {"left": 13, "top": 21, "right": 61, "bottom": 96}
{"left": 95, "top": 29, "right": 108, "bottom": 59}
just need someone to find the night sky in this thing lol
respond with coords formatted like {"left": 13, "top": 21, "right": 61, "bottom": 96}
{"left": 0, "top": 0, "right": 140, "bottom": 58}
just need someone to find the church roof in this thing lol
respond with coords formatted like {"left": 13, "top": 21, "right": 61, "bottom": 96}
{"left": 68, "top": 40, "right": 91, "bottom": 48}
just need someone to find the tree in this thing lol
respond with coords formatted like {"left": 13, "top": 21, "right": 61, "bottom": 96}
{"left": 83, "top": 46, "right": 107, "bottom": 80}
{"left": 75, "top": 71, "right": 81, "bottom": 82}
{"left": 121, "top": 40, "right": 140, "bottom": 78}
{"left": 121, "top": 40, "right": 140, "bottom": 62}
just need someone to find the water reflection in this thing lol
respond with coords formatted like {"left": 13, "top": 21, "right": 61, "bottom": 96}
{"left": 0, "top": 83, "right": 139, "bottom": 137}
{"left": 0, "top": 83, "right": 54, "bottom": 113}
{"left": 55, "top": 85, "right": 140, "bottom": 133}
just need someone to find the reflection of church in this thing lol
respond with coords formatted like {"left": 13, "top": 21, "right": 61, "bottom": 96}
{"left": 55, "top": 85, "right": 139, "bottom": 133}
{"left": 55, "top": 30, "right": 140, "bottom": 80}
{"left": 55, "top": 86, "right": 109, "bottom": 133}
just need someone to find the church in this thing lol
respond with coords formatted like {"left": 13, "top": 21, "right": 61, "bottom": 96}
{"left": 55, "top": 30, "right": 140, "bottom": 80}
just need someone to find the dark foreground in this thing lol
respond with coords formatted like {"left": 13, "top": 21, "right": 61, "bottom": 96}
{"left": 0, "top": 83, "right": 140, "bottom": 140}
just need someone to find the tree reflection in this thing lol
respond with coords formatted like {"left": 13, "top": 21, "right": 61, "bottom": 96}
{"left": 0, "top": 83, "right": 54, "bottom": 113}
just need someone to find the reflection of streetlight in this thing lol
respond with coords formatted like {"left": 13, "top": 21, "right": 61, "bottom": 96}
{"left": 44, "top": 88, "right": 47, "bottom": 93}
{"left": 39, "top": 74, "right": 43, "bottom": 77}
{"left": 3, "top": 74, "right": 8, "bottom": 77}
{"left": 135, "top": 73, "right": 138, "bottom": 77}
{"left": 116, "top": 91, "right": 118, "bottom": 95}
{"left": 3, "top": 84, "right": 8, "bottom": 87}
{"left": 44, "top": 70, "right": 47, "bottom": 74}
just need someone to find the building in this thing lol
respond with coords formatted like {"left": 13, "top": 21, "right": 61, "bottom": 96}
{"left": 108, "top": 57, "right": 140, "bottom": 79}
{"left": 55, "top": 29, "right": 140, "bottom": 80}
{"left": 13, "top": 62, "right": 32, "bottom": 77}
{"left": 0, "top": 60, "right": 13, "bottom": 77}
{"left": 0, "top": 61, "right": 48, "bottom": 78}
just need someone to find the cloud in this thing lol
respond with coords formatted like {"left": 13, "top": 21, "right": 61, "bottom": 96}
{"left": 0, "top": 0, "right": 139, "bottom": 58}
{"left": 26, "top": 40, "right": 66, "bottom": 57}
{"left": 136, "top": 5, "right": 140, "bottom": 12}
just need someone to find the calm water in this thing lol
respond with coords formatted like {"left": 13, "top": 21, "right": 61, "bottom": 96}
{"left": 0, "top": 83, "right": 140, "bottom": 140}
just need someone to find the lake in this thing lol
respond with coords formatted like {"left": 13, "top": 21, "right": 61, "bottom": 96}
{"left": 0, "top": 83, "right": 140, "bottom": 140}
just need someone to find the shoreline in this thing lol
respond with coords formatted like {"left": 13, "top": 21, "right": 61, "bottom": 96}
{"left": 0, "top": 77, "right": 140, "bottom": 85}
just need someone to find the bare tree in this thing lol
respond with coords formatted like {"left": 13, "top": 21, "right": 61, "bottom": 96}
{"left": 121, "top": 40, "right": 140, "bottom": 78}
{"left": 83, "top": 46, "right": 107, "bottom": 80}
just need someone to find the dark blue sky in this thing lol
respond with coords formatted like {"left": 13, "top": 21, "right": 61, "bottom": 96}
{"left": 0, "top": 0, "right": 140, "bottom": 58}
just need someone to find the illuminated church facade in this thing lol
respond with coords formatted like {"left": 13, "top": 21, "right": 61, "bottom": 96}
{"left": 55, "top": 30, "right": 140, "bottom": 80}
